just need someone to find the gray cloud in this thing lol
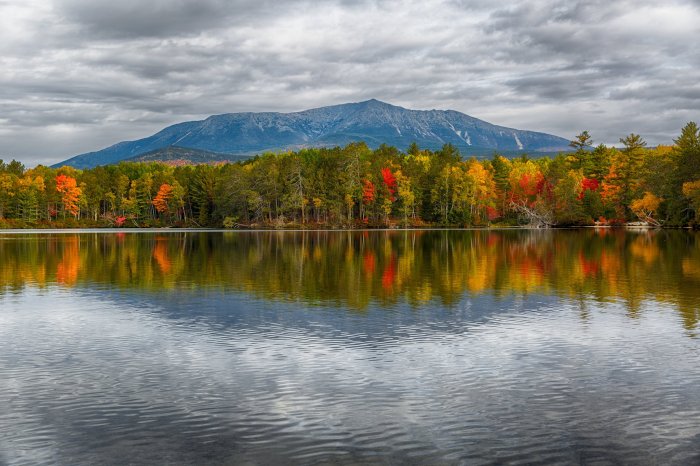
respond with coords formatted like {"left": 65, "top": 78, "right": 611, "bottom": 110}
{"left": 56, "top": 0, "right": 273, "bottom": 39}
{"left": 1, "top": 0, "right": 699, "bottom": 165}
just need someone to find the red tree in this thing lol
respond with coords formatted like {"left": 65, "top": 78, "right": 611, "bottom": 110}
{"left": 578, "top": 177, "right": 599, "bottom": 200}
{"left": 362, "top": 179, "right": 375, "bottom": 204}
{"left": 381, "top": 168, "right": 397, "bottom": 201}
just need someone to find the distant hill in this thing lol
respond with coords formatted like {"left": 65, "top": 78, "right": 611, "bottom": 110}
{"left": 124, "top": 146, "right": 249, "bottom": 165}
{"left": 55, "top": 99, "right": 571, "bottom": 168}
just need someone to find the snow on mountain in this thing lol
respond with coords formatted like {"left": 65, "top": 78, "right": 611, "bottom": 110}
{"left": 56, "top": 99, "right": 571, "bottom": 169}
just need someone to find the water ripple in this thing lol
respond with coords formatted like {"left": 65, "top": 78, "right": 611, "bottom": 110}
{"left": 0, "top": 289, "right": 699, "bottom": 465}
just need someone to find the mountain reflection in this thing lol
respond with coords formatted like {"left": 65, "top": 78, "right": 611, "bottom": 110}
{"left": 1, "top": 229, "right": 699, "bottom": 330}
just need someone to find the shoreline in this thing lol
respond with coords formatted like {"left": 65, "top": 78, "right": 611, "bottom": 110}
{"left": 0, "top": 225, "right": 692, "bottom": 234}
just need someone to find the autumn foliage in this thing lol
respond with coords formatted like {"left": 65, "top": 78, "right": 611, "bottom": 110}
{"left": 1, "top": 121, "right": 700, "bottom": 228}
{"left": 630, "top": 192, "right": 662, "bottom": 225}
{"left": 55, "top": 174, "right": 82, "bottom": 217}
{"left": 153, "top": 183, "right": 173, "bottom": 214}
{"left": 381, "top": 167, "right": 397, "bottom": 202}
{"left": 579, "top": 178, "right": 599, "bottom": 199}
{"left": 362, "top": 179, "right": 375, "bottom": 204}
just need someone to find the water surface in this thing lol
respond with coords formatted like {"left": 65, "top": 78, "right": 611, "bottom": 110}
{"left": 1, "top": 229, "right": 699, "bottom": 465}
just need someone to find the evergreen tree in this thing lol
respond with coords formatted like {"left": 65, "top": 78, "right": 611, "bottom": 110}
{"left": 569, "top": 130, "right": 593, "bottom": 170}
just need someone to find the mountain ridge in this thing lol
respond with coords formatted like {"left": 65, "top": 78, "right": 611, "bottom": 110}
{"left": 55, "top": 99, "right": 571, "bottom": 168}
{"left": 124, "top": 146, "right": 250, "bottom": 165}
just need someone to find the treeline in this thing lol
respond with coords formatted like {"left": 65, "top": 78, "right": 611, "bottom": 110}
{"left": 1, "top": 122, "right": 700, "bottom": 228}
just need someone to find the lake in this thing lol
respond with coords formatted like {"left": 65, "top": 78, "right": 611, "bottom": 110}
{"left": 0, "top": 229, "right": 699, "bottom": 465}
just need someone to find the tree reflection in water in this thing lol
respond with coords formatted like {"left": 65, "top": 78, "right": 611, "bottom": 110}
{"left": 0, "top": 229, "right": 698, "bottom": 331}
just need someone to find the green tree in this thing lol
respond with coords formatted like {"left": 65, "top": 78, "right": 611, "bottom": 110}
{"left": 618, "top": 133, "right": 648, "bottom": 218}
{"left": 569, "top": 130, "right": 593, "bottom": 170}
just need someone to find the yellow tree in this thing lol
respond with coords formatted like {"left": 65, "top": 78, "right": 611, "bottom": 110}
{"left": 682, "top": 180, "right": 700, "bottom": 222}
{"left": 630, "top": 192, "right": 662, "bottom": 226}
{"left": 0, "top": 173, "right": 17, "bottom": 219}
{"left": 449, "top": 164, "right": 472, "bottom": 223}
{"left": 171, "top": 181, "right": 187, "bottom": 222}
{"left": 467, "top": 161, "right": 497, "bottom": 224}
{"left": 16, "top": 174, "right": 45, "bottom": 221}
{"left": 553, "top": 169, "right": 585, "bottom": 224}
{"left": 344, "top": 193, "right": 354, "bottom": 223}
{"left": 394, "top": 169, "right": 415, "bottom": 225}
{"left": 432, "top": 165, "right": 454, "bottom": 224}
{"left": 313, "top": 197, "right": 322, "bottom": 223}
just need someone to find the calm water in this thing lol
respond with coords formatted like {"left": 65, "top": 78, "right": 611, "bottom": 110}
{"left": 0, "top": 229, "right": 699, "bottom": 465}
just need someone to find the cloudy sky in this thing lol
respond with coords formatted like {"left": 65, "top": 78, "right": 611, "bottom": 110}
{"left": 1, "top": 0, "right": 699, "bottom": 166}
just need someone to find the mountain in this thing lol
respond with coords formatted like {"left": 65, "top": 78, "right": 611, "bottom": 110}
{"left": 124, "top": 146, "right": 249, "bottom": 165}
{"left": 55, "top": 99, "right": 571, "bottom": 168}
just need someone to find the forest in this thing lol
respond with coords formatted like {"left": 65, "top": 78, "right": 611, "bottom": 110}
{"left": 1, "top": 122, "right": 699, "bottom": 229}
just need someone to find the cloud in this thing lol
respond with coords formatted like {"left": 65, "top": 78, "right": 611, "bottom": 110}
{"left": 55, "top": 0, "right": 275, "bottom": 39}
{"left": 1, "top": 0, "right": 699, "bottom": 165}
